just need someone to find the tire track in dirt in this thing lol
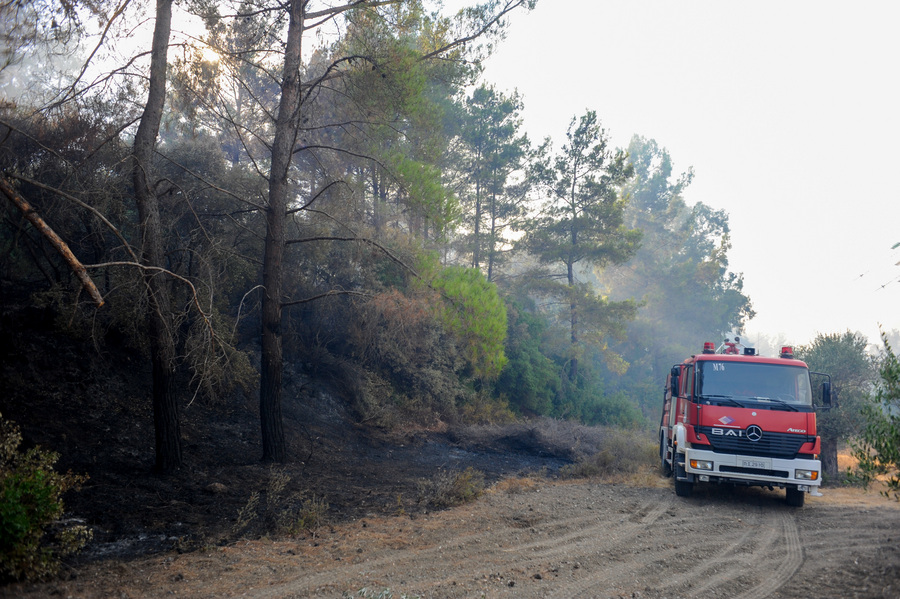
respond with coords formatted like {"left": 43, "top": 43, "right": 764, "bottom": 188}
{"left": 672, "top": 507, "right": 774, "bottom": 597}
{"left": 396, "top": 494, "right": 678, "bottom": 597}
{"left": 732, "top": 512, "right": 803, "bottom": 599}
{"left": 680, "top": 510, "right": 801, "bottom": 598}
{"left": 554, "top": 509, "right": 745, "bottom": 598}
{"left": 542, "top": 496, "right": 676, "bottom": 599}
{"left": 248, "top": 493, "right": 674, "bottom": 598}
{"left": 548, "top": 496, "right": 801, "bottom": 599}
{"left": 508, "top": 495, "right": 674, "bottom": 561}
{"left": 229, "top": 485, "right": 900, "bottom": 599}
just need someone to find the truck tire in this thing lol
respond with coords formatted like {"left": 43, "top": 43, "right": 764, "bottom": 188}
{"left": 674, "top": 463, "right": 693, "bottom": 497}
{"left": 660, "top": 435, "right": 672, "bottom": 477}
{"left": 786, "top": 488, "right": 805, "bottom": 507}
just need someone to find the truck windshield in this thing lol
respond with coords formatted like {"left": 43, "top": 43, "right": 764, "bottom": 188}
{"left": 696, "top": 362, "right": 813, "bottom": 407}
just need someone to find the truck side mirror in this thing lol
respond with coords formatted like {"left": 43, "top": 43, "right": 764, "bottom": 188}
{"left": 822, "top": 381, "right": 832, "bottom": 407}
{"left": 670, "top": 366, "right": 680, "bottom": 397}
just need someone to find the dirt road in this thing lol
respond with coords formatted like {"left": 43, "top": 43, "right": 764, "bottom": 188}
{"left": 10, "top": 478, "right": 899, "bottom": 599}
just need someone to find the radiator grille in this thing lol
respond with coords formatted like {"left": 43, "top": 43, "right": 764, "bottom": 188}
{"left": 697, "top": 426, "right": 814, "bottom": 459}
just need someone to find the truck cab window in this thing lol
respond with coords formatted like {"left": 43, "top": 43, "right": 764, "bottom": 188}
{"left": 697, "top": 362, "right": 813, "bottom": 406}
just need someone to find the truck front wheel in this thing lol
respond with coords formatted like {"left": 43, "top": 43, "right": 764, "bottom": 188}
{"left": 674, "top": 462, "right": 693, "bottom": 497}
{"left": 786, "top": 488, "right": 805, "bottom": 507}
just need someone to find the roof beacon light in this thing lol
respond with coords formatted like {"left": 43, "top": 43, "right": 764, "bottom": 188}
{"left": 780, "top": 346, "right": 794, "bottom": 359}
{"left": 703, "top": 342, "right": 715, "bottom": 354}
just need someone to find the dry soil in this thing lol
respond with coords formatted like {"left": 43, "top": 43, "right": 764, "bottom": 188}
{"left": 7, "top": 479, "right": 899, "bottom": 599}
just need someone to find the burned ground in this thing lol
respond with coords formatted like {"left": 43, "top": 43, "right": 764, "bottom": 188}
{"left": 3, "top": 306, "right": 900, "bottom": 598}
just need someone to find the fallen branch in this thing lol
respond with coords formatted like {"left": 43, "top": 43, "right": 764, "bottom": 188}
{"left": 0, "top": 177, "right": 105, "bottom": 308}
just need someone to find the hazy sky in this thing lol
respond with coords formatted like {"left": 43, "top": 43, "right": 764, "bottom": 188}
{"left": 468, "top": 0, "right": 900, "bottom": 347}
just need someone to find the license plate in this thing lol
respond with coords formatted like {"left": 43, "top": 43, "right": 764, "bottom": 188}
{"left": 741, "top": 458, "right": 771, "bottom": 470}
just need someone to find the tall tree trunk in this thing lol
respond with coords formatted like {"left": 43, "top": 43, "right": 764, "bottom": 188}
{"left": 260, "top": 0, "right": 304, "bottom": 463}
{"left": 821, "top": 435, "right": 839, "bottom": 481}
{"left": 487, "top": 191, "right": 497, "bottom": 282}
{"left": 472, "top": 180, "right": 481, "bottom": 270}
{"left": 371, "top": 166, "right": 381, "bottom": 238}
{"left": 567, "top": 258, "right": 578, "bottom": 382}
{"left": 132, "top": 0, "right": 181, "bottom": 472}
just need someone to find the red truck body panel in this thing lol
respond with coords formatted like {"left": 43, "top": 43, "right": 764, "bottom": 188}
{"left": 659, "top": 342, "right": 826, "bottom": 506}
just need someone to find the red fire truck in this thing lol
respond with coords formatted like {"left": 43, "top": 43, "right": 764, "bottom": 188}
{"left": 659, "top": 339, "right": 832, "bottom": 507}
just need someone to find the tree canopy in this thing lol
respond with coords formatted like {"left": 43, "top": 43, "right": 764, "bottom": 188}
{"left": 1, "top": 0, "right": 762, "bottom": 470}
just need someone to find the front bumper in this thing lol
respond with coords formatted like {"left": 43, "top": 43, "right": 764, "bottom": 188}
{"left": 684, "top": 447, "right": 822, "bottom": 489}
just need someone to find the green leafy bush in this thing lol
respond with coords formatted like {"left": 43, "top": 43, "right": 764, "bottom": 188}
{"left": 851, "top": 332, "right": 900, "bottom": 499}
{"left": 0, "top": 413, "right": 91, "bottom": 582}
{"left": 429, "top": 265, "right": 508, "bottom": 380}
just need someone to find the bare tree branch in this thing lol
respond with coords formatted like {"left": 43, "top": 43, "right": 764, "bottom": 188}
{"left": 281, "top": 288, "right": 372, "bottom": 307}
{"left": 83, "top": 260, "right": 216, "bottom": 341}
{"left": 285, "top": 234, "right": 419, "bottom": 278}
{"left": 421, "top": 0, "right": 529, "bottom": 62}
{"left": 0, "top": 177, "right": 105, "bottom": 307}
{"left": 286, "top": 179, "right": 348, "bottom": 214}
{"left": 45, "top": 0, "right": 134, "bottom": 111}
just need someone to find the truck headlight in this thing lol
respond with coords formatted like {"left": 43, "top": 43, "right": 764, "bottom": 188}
{"left": 795, "top": 469, "right": 818, "bottom": 481}
{"left": 690, "top": 459, "right": 713, "bottom": 471}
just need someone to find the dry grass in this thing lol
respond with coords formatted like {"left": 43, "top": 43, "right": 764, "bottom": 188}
{"left": 557, "top": 427, "right": 658, "bottom": 480}
{"left": 489, "top": 476, "right": 543, "bottom": 495}
{"left": 452, "top": 418, "right": 656, "bottom": 463}
{"left": 837, "top": 448, "right": 857, "bottom": 472}
{"left": 416, "top": 467, "right": 485, "bottom": 508}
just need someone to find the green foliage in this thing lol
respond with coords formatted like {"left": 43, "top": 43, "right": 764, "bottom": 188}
{"left": 524, "top": 110, "right": 640, "bottom": 273}
{"left": 597, "top": 136, "right": 753, "bottom": 407}
{"left": 494, "top": 294, "right": 644, "bottom": 427}
{"left": 796, "top": 331, "right": 873, "bottom": 441}
{"left": 560, "top": 377, "right": 644, "bottom": 429}
{"left": 851, "top": 332, "right": 900, "bottom": 499}
{"left": 0, "top": 413, "right": 91, "bottom": 582}
{"left": 431, "top": 265, "right": 508, "bottom": 380}
{"left": 454, "top": 84, "right": 530, "bottom": 279}
{"left": 496, "top": 302, "right": 560, "bottom": 416}
{"left": 520, "top": 110, "right": 641, "bottom": 383}
{"left": 392, "top": 154, "right": 460, "bottom": 239}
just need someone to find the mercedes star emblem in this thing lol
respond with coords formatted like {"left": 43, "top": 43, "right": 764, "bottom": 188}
{"left": 746, "top": 425, "right": 763, "bottom": 442}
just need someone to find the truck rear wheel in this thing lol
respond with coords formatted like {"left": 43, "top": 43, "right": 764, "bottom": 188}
{"left": 786, "top": 488, "right": 805, "bottom": 507}
{"left": 660, "top": 435, "right": 672, "bottom": 477}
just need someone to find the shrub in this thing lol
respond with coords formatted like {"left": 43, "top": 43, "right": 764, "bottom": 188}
{"left": 346, "top": 289, "right": 465, "bottom": 423}
{"left": 0, "top": 413, "right": 91, "bottom": 582}
{"left": 851, "top": 332, "right": 900, "bottom": 500}
{"left": 290, "top": 494, "right": 329, "bottom": 536}
{"left": 559, "top": 427, "right": 657, "bottom": 480}
{"left": 231, "top": 468, "right": 329, "bottom": 539}
{"left": 417, "top": 467, "right": 485, "bottom": 508}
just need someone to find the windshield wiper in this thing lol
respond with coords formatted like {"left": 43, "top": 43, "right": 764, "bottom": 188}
{"left": 699, "top": 394, "right": 745, "bottom": 408}
{"left": 750, "top": 397, "right": 798, "bottom": 412}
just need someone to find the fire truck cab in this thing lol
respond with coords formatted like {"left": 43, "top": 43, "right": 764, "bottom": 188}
{"left": 659, "top": 339, "right": 832, "bottom": 507}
